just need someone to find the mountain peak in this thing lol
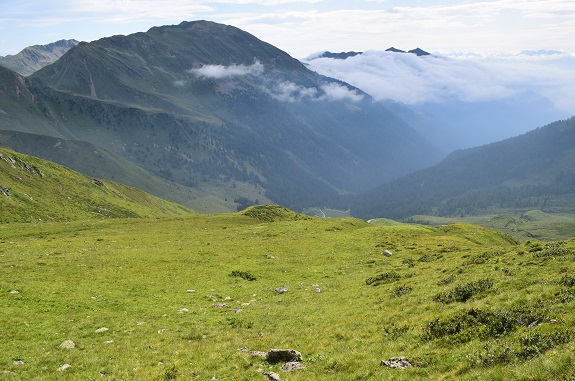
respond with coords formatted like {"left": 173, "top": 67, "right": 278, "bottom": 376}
{"left": 408, "top": 48, "right": 431, "bottom": 56}
{"left": 0, "top": 39, "right": 79, "bottom": 76}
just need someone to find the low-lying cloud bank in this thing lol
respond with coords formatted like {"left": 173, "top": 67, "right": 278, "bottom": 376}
{"left": 187, "top": 61, "right": 364, "bottom": 103}
{"left": 302, "top": 51, "right": 575, "bottom": 115}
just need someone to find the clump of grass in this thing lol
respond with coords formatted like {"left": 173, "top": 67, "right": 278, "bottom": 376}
{"left": 437, "top": 274, "right": 456, "bottom": 286}
{"left": 383, "top": 323, "right": 410, "bottom": 339}
{"left": 421, "top": 308, "right": 516, "bottom": 343}
{"left": 229, "top": 270, "right": 257, "bottom": 281}
{"left": 466, "top": 327, "right": 574, "bottom": 367}
{"left": 433, "top": 278, "right": 494, "bottom": 303}
{"left": 533, "top": 241, "right": 575, "bottom": 259}
{"left": 391, "top": 284, "right": 412, "bottom": 298}
{"left": 365, "top": 271, "right": 401, "bottom": 286}
{"left": 560, "top": 273, "right": 575, "bottom": 287}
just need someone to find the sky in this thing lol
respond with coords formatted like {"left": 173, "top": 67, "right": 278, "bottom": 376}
{"left": 1, "top": 0, "right": 575, "bottom": 58}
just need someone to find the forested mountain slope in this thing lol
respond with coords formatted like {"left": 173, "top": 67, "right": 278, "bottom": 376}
{"left": 351, "top": 116, "right": 575, "bottom": 220}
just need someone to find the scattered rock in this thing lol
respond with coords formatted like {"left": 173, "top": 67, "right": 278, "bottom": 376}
{"left": 274, "top": 287, "right": 289, "bottom": 294}
{"left": 104, "top": 340, "right": 114, "bottom": 344}
{"left": 186, "top": 289, "right": 196, "bottom": 293}
{"left": 528, "top": 320, "right": 540, "bottom": 328}
{"left": 58, "top": 364, "right": 71, "bottom": 372}
{"left": 380, "top": 356, "right": 412, "bottom": 369}
{"left": 281, "top": 362, "right": 305, "bottom": 372}
{"left": 95, "top": 327, "right": 109, "bottom": 333}
{"left": 233, "top": 308, "right": 242, "bottom": 314}
{"left": 9, "top": 290, "right": 19, "bottom": 294}
{"left": 12, "top": 360, "right": 25, "bottom": 366}
{"left": 263, "top": 371, "right": 280, "bottom": 381}
{"left": 92, "top": 179, "right": 104, "bottom": 186}
{"left": 314, "top": 287, "right": 321, "bottom": 293}
{"left": 213, "top": 303, "right": 229, "bottom": 308}
{"left": 59, "top": 340, "right": 75, "bottom": 349}
{"left": 239, "top": 347, "right": 268, "bottom": 358}
{"left": 178, "top": 308, "right": 189, "bottom": 313}
{"left": 267, "top": 349, "right": 302, "bottom": 363}
{"left": 1, "top": 185, "right": 10, "bottom": 197}
{"left": 383, "top": 250, "right": 393, "bottom": 257}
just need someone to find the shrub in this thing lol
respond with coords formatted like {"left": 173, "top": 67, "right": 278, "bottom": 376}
{"left": 421, "top": 308, "right": 516, "bottom": 342}
{"left": 365, "top": 271, "right": 401, "bottom": 286}
{"left": 533, "top": 241, "right": 575, "bottom": 259}
{"left": 466, "top": 340, "right": 517, "bottom": 367}
{"left": 437, "top": 275, "right": 456, "bottom": 286}
{"left": 433, "top": 278, "right": 494, "bottom": 303}
{"left": 391, "top": 284, "right": 413, "bottom": 297}
{"left": 519, "top": 328, "right": 573, "bottom": 359}
{"left": 229, "top": 270, "right": 257, "bottom": 281}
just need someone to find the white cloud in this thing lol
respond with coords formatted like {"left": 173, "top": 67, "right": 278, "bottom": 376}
{"left": 319, "top": 82, "right": 364, "bottom": 102}
{"left": 303, "top": 51, "right": 575, "bottom": 114}
{"left": 265, "top": 80, "right": 363, "bottom": 103}
{"left": 188, "top": 61, "right": 264, "bottom": 79}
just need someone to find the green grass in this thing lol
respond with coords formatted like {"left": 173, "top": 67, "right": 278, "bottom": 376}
{"left": 1, "top": 205, "right": 574, "bottom": 380}
{"left": 408, "top": 210, "right": 575, "bottom": 241}
{"left": 0, "top": 147, "right": 193, "bottom": 222}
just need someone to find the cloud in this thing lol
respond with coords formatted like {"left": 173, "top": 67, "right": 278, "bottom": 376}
{"left": 265, "top": 80, "right": 363, "bottom": 103}
{"left": 303, "top": 51, "right": 575, "bottom": 114}
{"left": 188, "top": 61, "right": 264, "bottom": 79}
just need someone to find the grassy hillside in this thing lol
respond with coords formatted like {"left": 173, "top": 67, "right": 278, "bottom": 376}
{"left": 1, "top": 205, "right": 574, "bottom": 380}
{"left": 0, "top": 147, "right": 193, "bottom": 222}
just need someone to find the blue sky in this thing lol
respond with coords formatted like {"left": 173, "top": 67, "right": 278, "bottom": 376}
{"left": 1, "top": 0, "right": 574, "bottom": 57}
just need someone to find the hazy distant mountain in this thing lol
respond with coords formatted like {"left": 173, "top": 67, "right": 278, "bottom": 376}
{"left": 351, "top": 116, "right": 575, "bottom": 220}
{"left": 0, "top": 39, "right": 79, "bottom": 76}
{"left": 1, "top": 21, "right": 438, "bottom": 211}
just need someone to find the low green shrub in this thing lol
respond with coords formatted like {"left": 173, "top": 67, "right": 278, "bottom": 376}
{"left": 519, "top": 328, "right": 573, "bottom": 359}
{"left": 421, "top": 308, "right": 516, "bottom": 342}
{"left": 433, "top": 278, "right": 494, "bottom": 303}
{"left": 229, "top": 270, "right": 257, "bottom": 281}
{"left": 391, "top": 284, "right": 413, "bottom": 297}
{"left": 365, "top": 271, "right": 401, "bottom": 286}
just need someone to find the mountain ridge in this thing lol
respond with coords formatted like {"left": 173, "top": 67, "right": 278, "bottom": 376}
{"left": 0, "top": 39, "right": 79, "bottom": 76}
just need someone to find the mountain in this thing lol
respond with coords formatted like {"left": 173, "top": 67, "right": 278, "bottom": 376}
{"left": 350, "top": 116, "right": 575, "bottom": 220}
{"left": 0, "top": 20, "right": 438, "bottom": 211}
{"left": 0, "top": 147, "right": 193, "bottom": 222}
{"left": 0, "top": 39, "right": 79, "bottom": 76}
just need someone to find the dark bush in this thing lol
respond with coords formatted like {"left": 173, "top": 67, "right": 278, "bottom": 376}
{"left": 229, "top": 270, "right": 257, "bottom": 281}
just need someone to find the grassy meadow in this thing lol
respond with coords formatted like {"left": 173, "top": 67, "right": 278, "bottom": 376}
{"left": 2, "top": 205, "right": 575, "bottom": 380}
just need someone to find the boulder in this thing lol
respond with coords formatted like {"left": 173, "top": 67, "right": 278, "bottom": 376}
{"left": 281, "top": 361, "right": 305, "bottom": 372}
{"left": 267, "top": 349, "right": 302, "bottom": 363}
{"left": 380, "top": 356, "right": 412, "bottom": 369}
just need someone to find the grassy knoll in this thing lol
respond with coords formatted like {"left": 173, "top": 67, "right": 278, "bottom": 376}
{"left": 1, "top": 205, "right": 574, "bottom": 380}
